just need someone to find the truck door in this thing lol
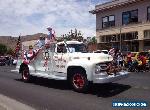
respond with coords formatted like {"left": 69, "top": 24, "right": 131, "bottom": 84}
{"left": 34, "top": 47, "right": 53, "bottom": 75}
{"left": 53, "top": 43, "right": 68, "bottom": 77}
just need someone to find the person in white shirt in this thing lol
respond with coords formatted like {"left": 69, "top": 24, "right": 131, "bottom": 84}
{"left": 117, "top": 52, "right": 123, "bottom": 66}
{"left": 35, "top": 35, "right": 45, "bottom": 48}
{"left": 45, "top": 35, "right": 51, "bottom": 48}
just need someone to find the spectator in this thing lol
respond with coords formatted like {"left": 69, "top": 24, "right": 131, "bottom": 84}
{"left": 127, "top": 52, "right": 132, "bottom": 67}
{"left": 117, "top": 53, "right": 123, "bottom": 67}
{"left": 139, "top": 55, "right": 147, "bottom": 71}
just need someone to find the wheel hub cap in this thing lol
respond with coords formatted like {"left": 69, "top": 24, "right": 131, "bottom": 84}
{"left": 73, "top": 74, "right": 85, "bottom": 89}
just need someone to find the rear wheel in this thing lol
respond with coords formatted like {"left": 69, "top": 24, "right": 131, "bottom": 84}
{"left": 70, "top": 71, "right": 89, "bottom": 92}
{"left": 22, "top": 66, "right": 30, "bottom": 82}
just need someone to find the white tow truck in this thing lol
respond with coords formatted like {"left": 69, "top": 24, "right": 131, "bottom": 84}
{"left": 16, "top": 40, "right": 128, "bottom": 92}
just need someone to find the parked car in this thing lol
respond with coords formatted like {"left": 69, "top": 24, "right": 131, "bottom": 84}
{"left": 0, "top": 57, "right": 6, "bottom": 66}
{"left": 12, "top": 59, "right": 17, "bottom": 65}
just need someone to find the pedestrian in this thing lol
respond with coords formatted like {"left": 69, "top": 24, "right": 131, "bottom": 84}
{"left": 127, "top": 52, "right": 132, "bottom": 67}
{"left": 138, "top": 54, "right": 147, "bottom": 72}
{"left": 117, "top": 52, "right": 123, "bottom": 67}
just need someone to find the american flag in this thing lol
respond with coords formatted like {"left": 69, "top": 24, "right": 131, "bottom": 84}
{"left": 23, "top": 49, "right": 40, "bottom": 64}
{"left": 14, "top": 36, "right": 21, "bottom": 58}
{"left": 109, "top": 48, "right": 115, "bottom": 57}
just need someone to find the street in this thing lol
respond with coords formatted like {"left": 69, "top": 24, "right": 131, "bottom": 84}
{"left": 0, "top": 66, "right": 150, "bottom": 110}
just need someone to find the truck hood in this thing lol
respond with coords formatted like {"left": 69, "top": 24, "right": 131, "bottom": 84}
{"left": 69, "top": 52, "right": 113, "bottom": 63}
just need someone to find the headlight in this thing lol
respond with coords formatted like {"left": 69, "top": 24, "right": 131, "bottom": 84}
{"left": 95, "top": 65, "right": 101, "bottom": 74}
{"left": 95, "top": 63, "right": 108, "bottom": 76}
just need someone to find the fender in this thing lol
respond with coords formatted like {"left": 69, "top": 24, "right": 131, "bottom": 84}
{"left": 67, "top": 59, "right": 96, "bottom": 81}
{"left": 19, "top": 63, "right": 35, "bottom": 74}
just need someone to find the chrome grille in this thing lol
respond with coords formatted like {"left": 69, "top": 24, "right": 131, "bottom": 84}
{"left": 97, "top": 62, "right": 112, "bottom": 71}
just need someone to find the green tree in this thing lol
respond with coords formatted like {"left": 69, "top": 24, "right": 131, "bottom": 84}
{"left": 0, "top": 44, "right": 7, "bottom": 55}
{"left": 7, "top": 48, "right": 13, "bottom": 55}
{"left": 61, "top": 29, "right": 84, "bottom": 42}
{"left": 91, "top": 36, "right": 97, "bottom": 44}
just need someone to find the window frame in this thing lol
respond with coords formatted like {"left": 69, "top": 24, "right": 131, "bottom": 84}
{"left": 122, "top": 11, "right": 130, "bottom": 25}
{"left": 147, "top": 6, "right": 150, "bottom": 21}
{"left": 122, "top": 9, "right": 138, "bottom": 25}
{"left": 57, "top": 44, "right": 67, "bottom": 53}
{"left": 102, "top": 16, "right": 109, "bottom": 28}
{"left": 102, "top": 15, "right": 115, "bottom": 28}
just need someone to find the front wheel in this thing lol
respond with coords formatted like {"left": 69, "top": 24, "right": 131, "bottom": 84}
{"left": 70, "top": 72, "right": 89, "bottom": 93}
{"left": 22, "top": 66, "right": 30, "bottom": 82}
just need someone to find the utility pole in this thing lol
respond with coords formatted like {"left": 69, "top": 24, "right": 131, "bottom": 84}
{"left": 119, "top": 26, "right": 122, "bottom": 51}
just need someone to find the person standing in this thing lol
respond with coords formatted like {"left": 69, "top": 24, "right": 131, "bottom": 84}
{"left": 117, "top": 53, "right": 123, "bottom": 67}
{"left": 139, "top": 54, "right": 147, "bottom": 71}
{"left": 127, "top": 52, "right": 132, "bottom": 67}
{"left": 35, "top": 35, "right": 45, "bottom": 48}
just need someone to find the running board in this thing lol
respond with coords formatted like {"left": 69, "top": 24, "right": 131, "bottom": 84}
{"left": 30, "top": 72, "right": 67, "bottom": 80}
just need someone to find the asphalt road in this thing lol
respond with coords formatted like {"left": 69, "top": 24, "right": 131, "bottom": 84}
{"left": 0, "top": 66, "right": 150, "bottom": 110}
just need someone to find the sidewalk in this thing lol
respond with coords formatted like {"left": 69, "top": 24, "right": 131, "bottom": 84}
{"left": 0, "top": 94, "right": 35, "bottom": 110}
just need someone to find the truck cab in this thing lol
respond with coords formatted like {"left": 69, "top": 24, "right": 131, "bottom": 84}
{"left": 17, "top": 40, "right": 128, "bottom": 92}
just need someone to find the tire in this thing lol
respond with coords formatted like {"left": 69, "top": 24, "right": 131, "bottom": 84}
{"left": 70, "top": 71, "right": 89, "bottom": 93}
{"left": 21, "top": 66, "right": 30, "bottom": 82}
{"left": 134, "top": 68, "right": 139, "bottom": 72}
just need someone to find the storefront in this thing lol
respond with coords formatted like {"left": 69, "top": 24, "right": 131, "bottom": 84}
{"left": 99, "top": 31, "right": 139, "bottom": 52}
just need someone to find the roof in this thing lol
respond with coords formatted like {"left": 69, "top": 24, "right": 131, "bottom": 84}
{"left": 90, "top": 0, "right": 142, "bottom": 14}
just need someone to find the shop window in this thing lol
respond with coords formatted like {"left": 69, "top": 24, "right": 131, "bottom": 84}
{"left": 111, "top": 35, "right": 117, "bottom": 42}
{"left": 144, "top": 30, "right": 150, "bottom": 39}
{"left": 101, "top": 36, "right": 105, "bottom": 42}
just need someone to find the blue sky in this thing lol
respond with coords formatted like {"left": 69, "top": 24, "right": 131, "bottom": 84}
{"left": 0, "top": 0, "right": 110, "bottom": 38}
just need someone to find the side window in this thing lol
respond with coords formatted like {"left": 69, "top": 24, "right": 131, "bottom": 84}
{"left": 122, "top": 9, "right": 138, "bottom": 25}
{"left": 102, "top": 15, "right": 115, "bottom": 28}
{"left": 57, "top": 44, "right": 67, "bottom": 53}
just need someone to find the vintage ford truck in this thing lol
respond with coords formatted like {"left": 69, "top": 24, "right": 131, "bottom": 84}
{"left": 16, "top": 40, "right": 128, "bottom": 92}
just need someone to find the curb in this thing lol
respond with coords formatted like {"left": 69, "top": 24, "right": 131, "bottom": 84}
{"left": 0, "top": 94, "right": 35, "bottom": 110}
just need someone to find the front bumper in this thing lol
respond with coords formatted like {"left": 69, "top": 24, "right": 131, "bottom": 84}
{"left": 93, "top": 71, "right": 129, "bottom": 84}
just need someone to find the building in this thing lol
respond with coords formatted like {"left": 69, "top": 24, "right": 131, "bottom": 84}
{"left": 90, "top": 0, "right": 150, "bottom": 52}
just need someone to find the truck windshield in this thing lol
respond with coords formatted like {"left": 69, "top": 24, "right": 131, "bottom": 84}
{"left": 67, "top": 44, "right": 87, "bottom": 53}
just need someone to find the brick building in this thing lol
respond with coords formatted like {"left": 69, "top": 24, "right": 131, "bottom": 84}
{"left": 90, "top": 0, "right": 150, "bottom": 52}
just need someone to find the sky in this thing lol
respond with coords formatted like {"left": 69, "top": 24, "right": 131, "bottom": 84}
{"left": 0, "top": 0, "right": 110, "bottom": 38}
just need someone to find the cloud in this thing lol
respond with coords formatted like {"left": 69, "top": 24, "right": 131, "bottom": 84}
{"left": 0, "top": 0, "right": 108, "bottom": 38}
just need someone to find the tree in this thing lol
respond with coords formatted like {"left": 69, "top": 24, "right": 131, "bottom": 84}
{"left": 0, "top": 44, "right": 7, "bottom": 55}
{"left": 61, "top": 29, "right": 84, "bottom": 42}
{"left": 7, "top": 48, "right": 13, "bottom": 55}
{"left": 91, "top": 36, "right": 97, "bottom": 44}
